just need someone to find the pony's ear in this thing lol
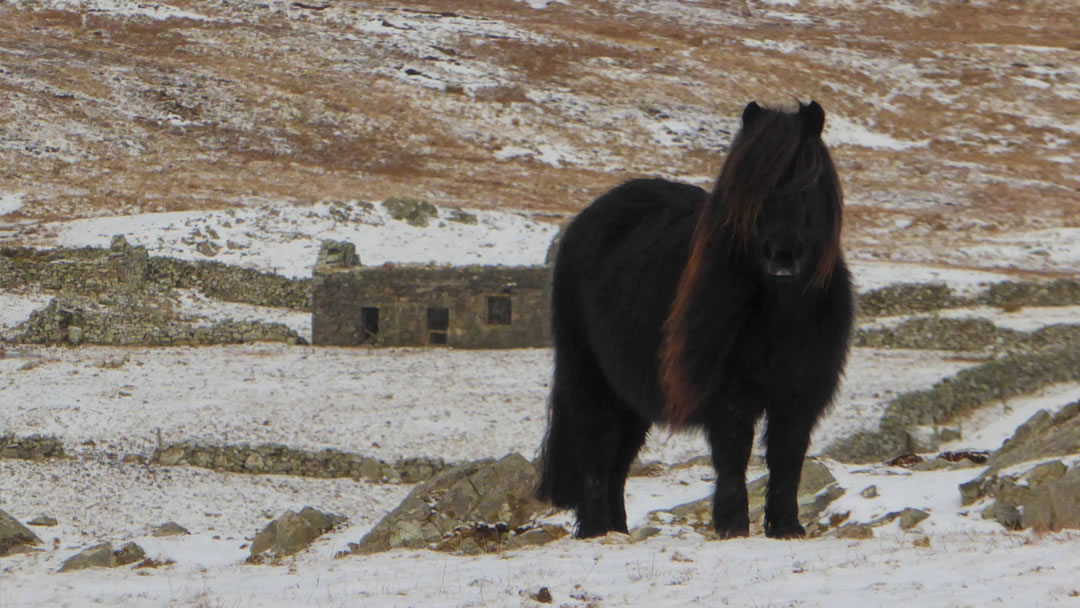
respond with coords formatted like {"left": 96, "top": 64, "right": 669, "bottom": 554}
{"left": 800, "top": 101, "right": 825, "bottom": 138}
{"left": 742, "top": 101, "right": 763, "bottom": 127}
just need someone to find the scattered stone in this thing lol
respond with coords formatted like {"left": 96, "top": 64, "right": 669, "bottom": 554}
{"left": 27, "top": 515, "right": 58, "bottom": 527}
{"left": 152, "top": 522, "right": 191, "bottom": 537}
{"left": 196, "top": 240, "right": 221, "bottom": 257}
{"left": 0, "top": 509, "right": 43, "bottom": 556}
{"left": 982, "top": 501, "right": 1023, "bottom": 530}
{"left": 59, "top": 543, "right": 117, "bottom": 572}
{"left": 133, "top": 557, "right": 173, "bottom": 569}
{"left": 629, "top": 526, "right": 661, "bottom": 542}
{"left": 628, "top": 460, "right": 666, "bottom": 477}
{"left": 350, "top": 453, "right": 549, "bottom": 555}
{"left": 837, "top": 523, "right": 874, "bottom": 540}
{"left": 528, "top": 587, "right": 553, "bottom": 603}
{"left": 115, "top": 542, "right": 146, "bottom": 566}
{"left": 446, "top": 209, "right": 478, "bottom": 225}
{"left": 250, "top": 507, "right": 345, "bottom": 560}
{"left": 860, "top": 485, "right": 879, "bottom": 499}
{"left": 383, "top": 197, "right": 439, "bottom": 227}
{"left": 913, "top": 535, "right": 931, "bottom": 548}
{"left": 1, "top": 433, "right": 66, "bottom": 460}
{"left": 898, "top": 508, "right": 930, "bottom": 530}
{"left": 504, "top": 525, "right": 569, "bottom": 549}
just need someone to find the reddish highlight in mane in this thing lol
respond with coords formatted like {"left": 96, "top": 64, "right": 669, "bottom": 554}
{"left": 660, "top": 102, "right": 844, "bottom": 426}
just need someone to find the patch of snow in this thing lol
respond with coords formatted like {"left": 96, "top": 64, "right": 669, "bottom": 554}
{"left": 862, "top": 306, "right": 1080, "bottom": 333}
{"left": 29, "top": 201, "right": 561, "bottom": 279}
{"left": 826, "top": 115, "right": 930, "bottom": 151}
{"left": 847, "top": 261, "right": 1022, "bottom": 295}
{"left": 172, "top": 289, "right": 312, "bottom": 342}
{"left": 0, "top": 192, "right": 25, "bottom": 216}
{"left": 41, "top": 0, "right": 212, "bottom": 21}
{"left": 515, "top": 0, "right": 569, "bottom": 8}
{"left": 939, "top": 383, "right": 1080, "bottom": 453}
{"left": 0, "top": 288, "right": 54, "bottom": 339}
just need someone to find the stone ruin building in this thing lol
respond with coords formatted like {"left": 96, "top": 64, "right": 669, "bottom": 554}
{"left": 311, "top": 241, "right": 552, "bottom": 348}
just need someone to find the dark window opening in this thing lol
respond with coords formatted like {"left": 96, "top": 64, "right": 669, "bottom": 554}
{"left": 359, "top": 307, "right": 379, "bottom": 343}
{"left": 487, "top": 295, "right": 512, "bottom": 325}
{"left": 427, "top": 307, "right": 449, "bottom": 345}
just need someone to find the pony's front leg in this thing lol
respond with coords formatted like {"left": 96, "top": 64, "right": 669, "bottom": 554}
{"left": 762, "top": 412, "right": 813, "bottom": 539}
{"left": 705, "top": 416, "right": 755, "bottom": 539}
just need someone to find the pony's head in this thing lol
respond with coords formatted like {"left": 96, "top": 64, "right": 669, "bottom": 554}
{"left": 661, "top": 101, "right": 844, "bottom": 426}
{"left": 714, "top": 100, "right": 843, "bottom": 286}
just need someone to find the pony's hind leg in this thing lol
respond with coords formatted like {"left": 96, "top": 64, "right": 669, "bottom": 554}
{"left": 704, "top": 413, "right": 757, "bottom": 539}
{"left": 537, "top": 347, "right": 643, "bottom": 538}
{"left": 606, "top": 413, "right": 651, "bottom": 534}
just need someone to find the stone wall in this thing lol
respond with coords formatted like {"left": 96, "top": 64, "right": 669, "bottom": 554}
{"left": 0, "top": 239, "right": 310, "bottom": 310}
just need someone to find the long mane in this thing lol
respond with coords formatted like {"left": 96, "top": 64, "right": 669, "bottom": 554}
{"left": 659, "top": 103, "right": 844, "bottom": 426}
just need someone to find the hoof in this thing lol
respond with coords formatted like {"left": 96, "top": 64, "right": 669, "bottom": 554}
{"left": 713, "top": 524, "right": 750, "bottom": 540}
{"left": 764, "top": 521, "right": 806, "bottom": 539}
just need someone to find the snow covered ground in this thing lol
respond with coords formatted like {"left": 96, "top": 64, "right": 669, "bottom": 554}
{"left": 3, "top": 204, "right": 1080, "bottom": 607}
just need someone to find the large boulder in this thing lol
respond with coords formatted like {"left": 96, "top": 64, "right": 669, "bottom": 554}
{"left": 959, "top": 401, "right": 1080, "bottom": 514}
{"left": 1021, "top": 465, "right": 1080, "bottom": 532}
{"left": 58, "top": 541, "right": 147, "bottom": 572}
{"left": 349, "top": 453, "right": 551, "bottom": 555}
{"left": 0, "top": 509, "right": 42, "bottom": 556}
{"left": 984, "top": 401, "right": 1080, "bottom": 474}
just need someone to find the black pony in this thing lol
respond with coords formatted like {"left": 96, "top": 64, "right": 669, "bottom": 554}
{"left": 537, "top": 101, "right": 854, "bottom": 540}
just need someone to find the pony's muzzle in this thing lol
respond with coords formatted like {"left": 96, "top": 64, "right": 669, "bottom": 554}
{"left": 762, "top": 239, "right": 805, "bottom": 278}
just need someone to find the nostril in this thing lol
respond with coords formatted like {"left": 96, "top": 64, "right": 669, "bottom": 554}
{"left": 763, "top": 242, "right": 774, "bottom": 259}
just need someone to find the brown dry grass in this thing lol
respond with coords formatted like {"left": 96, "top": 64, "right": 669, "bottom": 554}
{"left": 0, "top": 0, "right": 1077, "bottom": 273}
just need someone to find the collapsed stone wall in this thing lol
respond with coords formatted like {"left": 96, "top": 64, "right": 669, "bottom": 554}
{"left": 12, "top": 295, "right": 305, "bottom": 346}
{"left": 0, "top": 239, "right": 310, "bottom": 311}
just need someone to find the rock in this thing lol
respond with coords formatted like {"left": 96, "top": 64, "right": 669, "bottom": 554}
{"left": 0, "top": 434, "right": 66, "bottom": 460}
{"left": 837, "top": 523, "right": 873, "bottom": 539}
{"left": 528, "top": 587, "right": 553, "bottom": 603}
{"left": 860, "top": 485, "right": 879, "bottom": 499}
{"left": 152, "top": 522, "right": 191, "bottom": 537}
{"left": 115, "top": 542, "right": 146, "bottom": 566}
{"left": 196, "top": 240, "right": 220, "bottom": 257}
{"left": 899, "top": 508, "right": 930, "bottom": 530}
{"left": 250, "top": 507, "right": 344, "bottom": 559}
{"left": 59, "top": 543, "right": 117, "bottom": 572}
{"left": 383, "top": 197, "right": 438, "bottom": 227}
{"left": 317, "top": 240, "right": 359, "bottom": 269}
{"left": 1021, "top": 465, "right": 1080, "bottom": 532}
{"left": 446, "top": 209, "right": 478, "bottom": 225}
{"left": 629, "top": 526, "right": 661, "bottom": 542}
{"left": 27, "top": 515, "right": 58, "bottom": 527}
{"left": 0, "top": 509, "right": 43, "bottom": 556}
{"left": 505, "top": 525, "right": 569, "bottom": 549}
{"left": 982, "top": 501, "right": 1022, "bottom": 530}
{"left": 351, "top": 453, "right": 549, "bottom": 555}
{"left": 986, "top": 403, "right": 1080, "bottom": 474}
